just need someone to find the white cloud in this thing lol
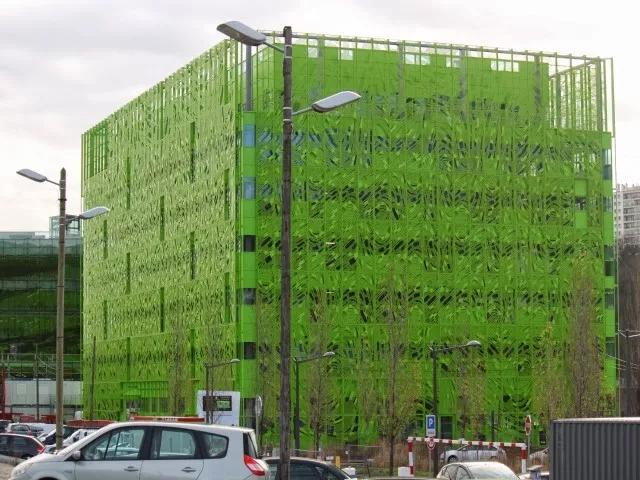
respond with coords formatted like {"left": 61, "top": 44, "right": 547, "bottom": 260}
{"left": 0, "top": 0, "right": 636, "bottom": 230}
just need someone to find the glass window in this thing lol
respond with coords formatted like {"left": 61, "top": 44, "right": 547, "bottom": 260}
{"left": 243, "top": 235, "right": 256, "bottom": 252}
{"left": 82, "top": 432, "right": 113, "bottom": 461}
{"left": 0, "top": 437, "right": 8, "bottom": 446}
{"left": 243, "top": 288, "right": 256, "bottom": 305}
{"left": 268, "top": 464, "right": 279, "bottom": 479}
{"left": 13, "top": 437, "right": 28, "bottom": 446}
{"left": 104, "top": 428, "right": 146, "bottom": 460}
{"left": 291, "top": 463, "right": 318, "bottom": 479}
{"left": 151, "top": 428, "right": 197, "bottom": 460}
{"left": 243, "top": 177, "right": 256, "bottom": 200}
{"left": 315, "top": 465, "right": 343, "bottom": 480}
{"left": 200, "top": 432, "right": 228, "bottom": 459}
{"left": 456, "top": 466, "right": 470, "bottom": 480}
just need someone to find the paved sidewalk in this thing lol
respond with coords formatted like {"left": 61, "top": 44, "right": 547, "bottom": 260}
{"left": 0, "top": 463, "right": 13, "bottom": 479}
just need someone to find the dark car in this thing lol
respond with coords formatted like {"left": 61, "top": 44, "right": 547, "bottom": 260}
{"left": 0, "top": 421, "right": 10, "bottom": 433}
{"left": 266, "top": 457, "right": 350, "bottom": 480}
{"left": 0, "top": 434, "right": 44, "bottom": 460}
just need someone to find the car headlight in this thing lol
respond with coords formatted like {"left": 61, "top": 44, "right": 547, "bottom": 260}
{"left": 12, "top": 462, "right": 31, "bottom": 477}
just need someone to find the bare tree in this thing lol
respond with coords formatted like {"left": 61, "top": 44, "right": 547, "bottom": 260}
{"left": 255, "top": 287, "right": 280, "bottom": 448}
{"left": 377, "top": 264, "right": 422, "bottom": 475}
{"left": 532, "top": 323, "right": 568, "bottom": 435}
{"left": 305, "top": 289, "right": 336, "bottom": 455}
{"left": 455, "top": 348, "right": 488, "bottom": 440}
{"left": 167, "top": 312, "right": 189, "bottom": 416}
{"left": 565, "top": 254, "right": 602, "bottom": 417}
{"left": 353, "top": 335, "right": 379, "bottom": 445}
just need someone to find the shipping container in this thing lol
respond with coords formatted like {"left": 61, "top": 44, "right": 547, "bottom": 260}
{"left": 551, "top": 417, "right": 640, "bottom": 480}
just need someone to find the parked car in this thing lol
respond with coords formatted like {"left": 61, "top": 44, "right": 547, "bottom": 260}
{"left": 266, "top": 457, "right": 350, "bottom": 479}
{"left": 437, "top": 462, "right": 519, "bottom": 479}
{"left": 38, "top": 425, "right": 88, "bottom": 446}
{"left": 440, "top": 444, "right": 506, "bottom": 463}
{"left": 5, "top": 424, "right": 33, "bottom": 437}
{"left": 0, "top": 434, "right": 44, "bottom": 460}
{"left": 0, "top": 421, "right": 10, "bottom": 433}
{"left": 10, "top": 421, "right": 269, "bottom": 480}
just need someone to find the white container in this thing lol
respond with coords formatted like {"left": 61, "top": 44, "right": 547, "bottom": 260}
{"left": 398, "top": 466, "right": 411, "bottom": 476}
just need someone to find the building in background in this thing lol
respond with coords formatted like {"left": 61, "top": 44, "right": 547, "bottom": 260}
{"left": 615, "top": 183, "right": 640, "bottom": 245}
{"left": 82, "top": 33, "right": 616, "bottom": 443}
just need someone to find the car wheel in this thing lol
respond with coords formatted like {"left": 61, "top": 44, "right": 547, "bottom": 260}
{"left": 21, "top": 454, "right": 32, "bottom": 460}
{"left": 447, "top": 456, "right": 458, "bottom": 463}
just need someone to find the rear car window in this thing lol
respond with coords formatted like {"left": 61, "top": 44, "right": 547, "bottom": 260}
{"left": 199, "top": 432, "right": 228, "bottom": 459}
{"left": 243, "top": 432, "right": 259, "bottom": 458}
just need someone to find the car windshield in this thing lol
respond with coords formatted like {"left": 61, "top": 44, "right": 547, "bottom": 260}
{"left": 467, "top": 463, "right": 518, "bottom": 478}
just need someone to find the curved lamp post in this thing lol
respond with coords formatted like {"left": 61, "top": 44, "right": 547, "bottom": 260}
{"left": 218, "top": 20, "right": 360, "bottom": 480}
{"left": 17, "top": 168, "right": 109, "bottom": 450}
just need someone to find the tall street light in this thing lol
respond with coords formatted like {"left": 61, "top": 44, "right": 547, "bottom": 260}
{"left": 217, "top": 21, "right": 360, "bottom": 480}
{"left": 17, "top": 168, "right": 109, "bottom": 450}
{"left": 430, "top": 340, "right": 481, "bottom": 478}
{"left": 293, "top": 351, "right": 336, "bottom": 456}
{"left": 203, "top": 357, "right": 240, "bottom": 423}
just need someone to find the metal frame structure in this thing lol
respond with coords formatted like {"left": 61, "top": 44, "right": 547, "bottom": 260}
{"left": 81, "top": 32, "right": 616, "bottom": 445}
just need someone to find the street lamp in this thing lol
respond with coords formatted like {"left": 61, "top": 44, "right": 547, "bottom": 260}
{"left": 430, "top": 340, "right": 481, "bottom": 478}
{"left": 217, "top": 20, "right": 360, "bottom": 480}
{"left": 293, "top": 351, "right": 335, "bottom": 455}
{"left": 17, "top": 167, "right": 109, "bottom": 450}
{"left": 203, "top": 358, "right": 240, "bottom": 423}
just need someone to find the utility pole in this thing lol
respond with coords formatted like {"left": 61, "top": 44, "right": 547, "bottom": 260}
{"left": 279, "top": 25, "right": 293, "bottom": 480}
{"left": 626, "top": 329, "right": 632, "bottom": 416}
{"left": 89, "top": 336, "right": 96, "bottom": 425}
{"left": 55, "top": 168, "right": 67, "bottom": 450}
{"left": 35, "top": 344, "right": 39, "bottom": 421}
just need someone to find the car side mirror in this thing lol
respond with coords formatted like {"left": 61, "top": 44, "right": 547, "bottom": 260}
{"left": 72, "top": 451, "right": 82, "bottom": 461}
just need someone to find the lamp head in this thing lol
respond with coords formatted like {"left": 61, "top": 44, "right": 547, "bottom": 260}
{"left": 466, "top": 340, "right": 481, "bottom": 348}
{"left": 77, "top": 206, "right": 110, "bottom": 220}
{"left": 322, "top": 351, "right": 336, "bottom": 358}
{"left": 217, "top": 21, "right": 266, "bottom": 46}
{"left": 17, "top": 169, "right": 47, "bottom": 183}
{"left": 311, "top": 91, "right": 361, "bottom": 113}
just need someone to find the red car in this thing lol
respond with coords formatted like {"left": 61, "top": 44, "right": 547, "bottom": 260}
{"left": 0, "top": 434, "right": 44, "bottom": 460}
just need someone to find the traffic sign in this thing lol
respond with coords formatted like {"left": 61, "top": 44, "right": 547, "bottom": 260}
{"left": 427, "top": 437, "right": 435, "bottom": 450}
{"left": 426, "top": 414, "right": 436, "bottom": 437}
{"left": 525, "top": 415, "right": 532, "bottom": 436}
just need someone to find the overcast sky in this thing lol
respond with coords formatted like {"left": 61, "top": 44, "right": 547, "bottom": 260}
{"left": 1, "top": 0, "right": 636, "bottom": 232}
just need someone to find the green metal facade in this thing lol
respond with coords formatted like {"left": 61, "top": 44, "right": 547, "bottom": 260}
{"left": 0, "top": 231, "right": 82, "bottom": 357}
{"left": 82, "top": 34, "right": 616, "bottom": 442}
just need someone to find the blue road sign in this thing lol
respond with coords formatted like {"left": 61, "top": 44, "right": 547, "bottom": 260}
{"left": 426, "top": 414, "right": 436, "bottom": 437}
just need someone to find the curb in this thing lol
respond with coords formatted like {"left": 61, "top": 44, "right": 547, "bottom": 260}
{"left": 0, "top": 455, "right": 22, "bottom": 466}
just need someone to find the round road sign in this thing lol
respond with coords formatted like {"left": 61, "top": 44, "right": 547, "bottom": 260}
{"left": 427, "top": 437, "right": 435, "bottom": 450}
{"left": 525, "top": 415, "right": 532, "bottom": 436}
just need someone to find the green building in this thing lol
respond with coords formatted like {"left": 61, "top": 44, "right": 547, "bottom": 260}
{"left": 81, "top": 32, "right": 616, "bottom": 443}
{"left": 0, "top": 227, "right": 83, "bottom": 378}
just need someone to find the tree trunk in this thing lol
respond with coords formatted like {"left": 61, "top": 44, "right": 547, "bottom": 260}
{"left": 388, "top": 436, "right": 395, "bottom": 476}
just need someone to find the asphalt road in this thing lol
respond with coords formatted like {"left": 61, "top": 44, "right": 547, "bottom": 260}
{"left": 0, "top": 463, "right": 12, "bottom": 479}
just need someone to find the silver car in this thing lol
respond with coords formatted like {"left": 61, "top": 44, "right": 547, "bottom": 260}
{"left": 10, "top": 421, "right": 269, "bottom": 480}
{"left": 440, "top": 444, "right": 506, "bottom": 463}
{"left": 437, "top": 462, "right": 518, "bottom": 479}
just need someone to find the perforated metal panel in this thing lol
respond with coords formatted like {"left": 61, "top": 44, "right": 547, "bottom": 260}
{"left": 82, "top": 33, "right": 615, "bottom": 441}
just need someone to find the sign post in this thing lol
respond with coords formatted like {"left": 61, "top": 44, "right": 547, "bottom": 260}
{"left": 525, "top": 415, "right": 532, "bottom": 467}
{"left": 426, "top": 414, "right": 436, "bottom": 437}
